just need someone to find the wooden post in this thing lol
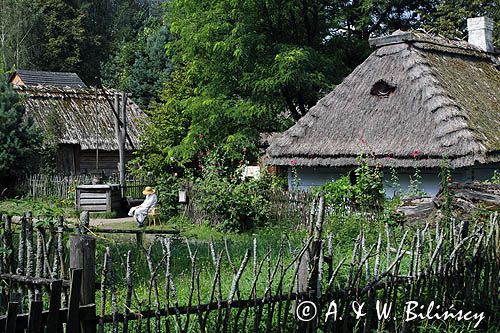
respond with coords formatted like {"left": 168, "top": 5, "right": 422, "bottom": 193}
{"left": 136, "top": 231, "right": 144, "bottom": 248}
{"left": 70, "top": 235, "right": 96, "bottom": 333}
{"left": 113, "top": 92, "right": 128, "bottom": 198}
{"left": 79, "top": 211, "right": 90, "bottom": 234}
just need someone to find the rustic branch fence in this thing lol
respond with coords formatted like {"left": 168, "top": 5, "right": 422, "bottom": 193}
{"left": 19, "top": 174, "right": 155, "bottom": 201}
{"left": 0, "top": 205, "right": 499, "bottom": 332}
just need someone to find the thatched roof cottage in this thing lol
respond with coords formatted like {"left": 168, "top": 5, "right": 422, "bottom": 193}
{"left": 266, "top": 17, "right": 500, "bottom": 196}
{"left": 9, "top": 70, "right": 147, "bottom": 175}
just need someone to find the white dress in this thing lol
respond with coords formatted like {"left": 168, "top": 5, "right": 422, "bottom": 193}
{"left": 128, "top": 194, "right": 157, "bottom": 224}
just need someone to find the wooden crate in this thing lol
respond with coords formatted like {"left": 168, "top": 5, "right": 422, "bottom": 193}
{"left": 76, "top": 184, "right": 121, "bottom": 212}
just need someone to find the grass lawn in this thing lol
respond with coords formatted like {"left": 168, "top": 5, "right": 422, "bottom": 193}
{"left": 0, "top": 197, "right": 78, "bottom": 218}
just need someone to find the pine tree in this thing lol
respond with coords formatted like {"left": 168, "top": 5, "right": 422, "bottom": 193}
{"left": 0, "top": 82, "right": 41, "bottom": 190}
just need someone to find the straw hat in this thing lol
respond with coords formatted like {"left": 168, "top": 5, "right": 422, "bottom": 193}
{"left": 143, "top": 186, "right": 155, "bottom": 195}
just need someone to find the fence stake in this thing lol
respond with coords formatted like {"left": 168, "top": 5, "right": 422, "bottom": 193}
{"left": 68, "top": 269, "right": 83, "bottom": 333}
{"left": 70, "top": 235, "right": 96, "bottom": 333}
{"left": 47, "top": 280, "right": 63, "bottom": 333}
{"left": 5, "top": 302, "right": 18, "bottom": 333}
{"left": 27, "top": 300, "right": 43, "bottom": 333}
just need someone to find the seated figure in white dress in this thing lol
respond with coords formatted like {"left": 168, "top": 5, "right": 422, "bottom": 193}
{"left": 128, "top": 186, "right": 157, "bottom": 227}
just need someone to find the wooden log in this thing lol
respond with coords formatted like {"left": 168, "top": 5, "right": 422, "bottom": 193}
{"left": 70, "top": 235, "right": 96, "bottom": 333}
{"left": 123, "top": 251, "right": 132, "bottom": 333}
{"left": 0, "top": 273, "right": 70, "bottom": 287}
{"left": 2, "top": 215, "right": 13, "bottom": 273}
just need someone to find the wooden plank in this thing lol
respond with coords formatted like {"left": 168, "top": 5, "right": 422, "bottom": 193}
{"left": 79, "top": 193, "right": 107, "bottom": 199}
{"left": 28, "top": 301, "right": 43, "bottom": 333}
{"left": 5, "top": 302, "right": 18, "bottom": 333}
{"left": 90, "top": 228, "right": 179, "bottom": 235}
{"left": 77, "top": 185, "right": 113, "bottom": 190}
{"left": 79, "top": 199, "right": 108, "bottom": 205}
{"left": 47, "top": 280, "right": 62, "bottom": 333}
{"left": 78, "top": 205, "right": 107, "bottom": 212}
{"left": 67, "top": 269, "right": 83, "bottom": 333}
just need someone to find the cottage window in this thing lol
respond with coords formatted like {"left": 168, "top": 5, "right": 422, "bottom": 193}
{"left": 370, "top": 80, "right": 396, "bottom": 97}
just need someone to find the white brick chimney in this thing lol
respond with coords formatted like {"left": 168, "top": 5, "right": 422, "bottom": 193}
{"left": 467, "top": 17, "right": 494, "bottom": 52}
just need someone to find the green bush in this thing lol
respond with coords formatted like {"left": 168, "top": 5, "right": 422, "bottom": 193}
{"left": 194, "top": 150, "right": 271, "bottom": 232}
{"left": 154, "top": 173, "right": 182, "bottom": 220}
{"left": 196, "top": 175, "right": 271, "bottom": 232}
{"left": 319, "top": 157, "right": 384, "bottom": 213}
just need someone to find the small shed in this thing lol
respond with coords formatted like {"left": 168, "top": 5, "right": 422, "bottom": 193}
{"left": 266, "top": 19, "right": 500, "bottom": 196}
{"left": 76, "top": 184, "right": 121, "bottom": 212}
{"left": 9, "top": 70, "right": 147, "bottom": 175}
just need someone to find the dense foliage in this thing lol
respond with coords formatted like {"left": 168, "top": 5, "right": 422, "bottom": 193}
{"left": 136, "top": 0, "right": 500, "bottom": 175}
{"left": 102, "top": 16, "right": 172, "bottom": 108}
{"left": 0, "top": 0, "right": 167, "bottom": 86}
{"left": 1, "top": 0, "right": 499, "bottom": 183}
{"left": 0, "top": 81, "right": 41, "bottom": 191}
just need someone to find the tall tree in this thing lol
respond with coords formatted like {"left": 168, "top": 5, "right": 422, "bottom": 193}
{"left": 32, "top": 0, "right": 86, "bottom": 72}
{"left": 0, "top": 0, "right": 41, "bottom": 69}
{"left": 102, "top": 16, "right": 172, "bottom": 107}
{"left": 418, "top": 0, "right": 500, "bottom": 44}
{"left": 77, "top": 0, "right": 115, "bottom": 84}
{"left": 0, "top": 81, "right": 41, "bottom": 191}
{"left": 139, "top": 0, "right": 427, "bottom": 173}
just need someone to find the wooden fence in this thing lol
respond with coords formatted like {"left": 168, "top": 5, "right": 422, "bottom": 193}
{"left": 19, "top": 174, "right": 155, "bottom": 200}
{"left": 0, "top": 206, "right": 499, "bottom": 331}
{"left": 183, "top": 187, "right": 318, "bottom": 228}
{"left": 20, "top": 174, "right": 92, "bottom": 200}
{"left": 0, "top": 269, "right": 95, "bottom": 332}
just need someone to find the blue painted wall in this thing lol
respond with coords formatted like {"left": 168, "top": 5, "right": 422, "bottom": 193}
{"left": 288, "top": 164, "right": 499, "bottom": 197}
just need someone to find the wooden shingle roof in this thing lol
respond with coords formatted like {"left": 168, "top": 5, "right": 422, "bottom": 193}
{"left": 10, "top": 70, "right": 87, "bottom": 88}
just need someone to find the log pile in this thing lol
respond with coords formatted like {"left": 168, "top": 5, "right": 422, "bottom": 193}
{"left": 397, "top": 181, "right": 500, "bottom": 223}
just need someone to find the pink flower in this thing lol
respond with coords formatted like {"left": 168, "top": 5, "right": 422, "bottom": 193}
{"left": 360, "top": 137, "right": 367, "bottom": 145}
{"left": 411, "top": 149, "right": 421, "bottom": 158}
{"left": 290, "top": 159, "right": 298, "bottom": 166}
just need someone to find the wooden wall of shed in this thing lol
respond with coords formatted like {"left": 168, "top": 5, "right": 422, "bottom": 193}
{"left": 9, "top": 73, "right": 24, "bottom": 85}
{"left": 55, "top": 145, "right": 134, "bottom": 175}
{"left": 56, "top": 144, "right": 80, "bottom": 174}
{"left": 79, "top": 149, "right": 134, "bottom": 175}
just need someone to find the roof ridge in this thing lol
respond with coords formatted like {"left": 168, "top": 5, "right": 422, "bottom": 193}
{"left": 370, "top": 31, "right": 497, "bottom": 58}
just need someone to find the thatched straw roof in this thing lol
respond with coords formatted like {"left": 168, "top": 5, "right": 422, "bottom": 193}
{"left": 266, "top": 31, "right": 500, "bottom": 169}
{"left": 14, "top": 85, "right": 147, "bottom": 151}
